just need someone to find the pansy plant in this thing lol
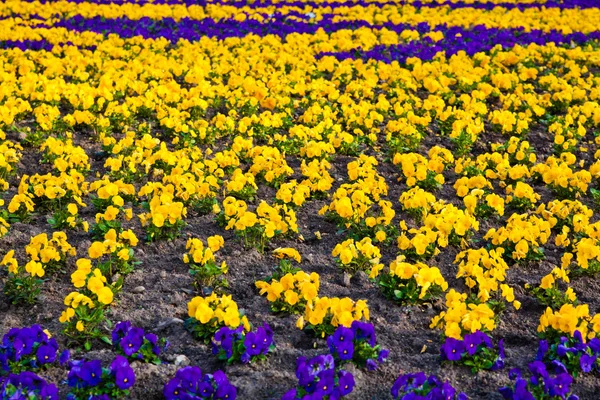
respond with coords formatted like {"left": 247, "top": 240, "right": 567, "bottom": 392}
{"left": 440, "top": 331, "right": 505, "bottom": 373}
{"left": 282, "top": 354, "right": 355, "bottom": 400}
{"left": 66, "top": 356, "right": 135, "bottom": 400}
{"left": 536, "top": 331, "right": 600, "bottom": 378}
{"left": 211, "top": 323, "right": 275, "bottom": 364}
{"left": 1, "top": 371, "right": 59, "bottom": 399}
{"left": 164, "top": 367, "right": 236, "bottom": 400}
{"left": 0, "top": 325, "right": 69, "bottom": 374}
{"left": 391, "top": 372, "right": 467, "bottom": 400}
{"left": 327, "top": 322, "right": 388, "bottom": 371}
{"left": 499, "top": 362, "right": 578, "bottom": 400}
{"left": 112, "top": 321, "right": 169, "bottom": 365}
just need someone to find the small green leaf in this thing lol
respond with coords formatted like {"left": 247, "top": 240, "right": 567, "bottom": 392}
{"left": 100, "top": 336, "right": 113, "bottom": 346}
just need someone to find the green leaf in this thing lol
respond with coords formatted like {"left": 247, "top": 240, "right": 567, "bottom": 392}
{"left": 100, "top": 336, "right": 113, "bottom": 346}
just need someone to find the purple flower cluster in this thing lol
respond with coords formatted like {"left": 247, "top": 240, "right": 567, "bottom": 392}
{"left": 0, "top": 325, "right": 69, "bottom": 374}
{"left": 322, "top": 25, "right": 600, "bottom": 64}
{"left": 1, "top": 371, "right": 59, "bottom": 399}
{"left": 440, "top": 331, "right": 505, "bottom": 372}
{"left": 282, "top": 354, "right": 355, "bottom": 400}
{"left": 164, "top": 366, "right": 236, "bottom": 400}
{"left": 499, "top": 362, "right": 578, "bottom": 400}
{"left": 536, "top": 330, "right": 600, "bottom": 376}
{"left": 391, "top": 372, "right": 467, "bottom": 400}
{"left": 52, "top": 15, "right": 423, "bottom": 42}
{"left": 112, "top": 321, "right": 168, "bottom": 364}
{"left": 326, "top": 322, "right": 388, "bottom": 370}
{"left": 66, "top": 356, "right": 135, "bottom": 399}
{"left": 212, "top": 323, "right": 274, "bottom": 364}
{"left": 0, "top": 40, "right": 55, "bottom": 51}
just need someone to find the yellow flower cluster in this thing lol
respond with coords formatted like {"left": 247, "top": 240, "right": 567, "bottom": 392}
{"left": 9, "top": 171, "right": 87, "bottom": 221}
{"left": 297, "top": 296, "right": 370, "bottom": 337}
{"left": 60, "top": 257, "right": 115, "bottom": 338}
{"left": 0, "top": 202, "right": 9, "bottom": 238}
{"left": 40, "top": 137, "right": 90, "bottom": 173}
{"left": 256, "top": 270, "right": 320, "bottom": 314}
{"left": 538, "top": 304, "right": 600, "bottom": 341}
{"left": 430, "top": 290, "right": 497, "bottom": 340}
{"left": 187, "top": 293, "right": 251, "bottom": 342}
{"left": 454, "top": 248, "right": 519, "bottom": 309}
{"left": 396, "top": 202, "right": 479, "bottom": 260}
{"left": 25, "top": 232, "right": 75, "bottom": 273}
{"left": 530, "top": 266, "right": 577, "bottom": 309}
{"left": 300, "top": 159, "right": 334, "bottom": 195}
{"left": 505, "top": 181, "right": 540, "bottom": 210}
{"left": 393, "top": 147, "right": 453, "bottom": 190}
{"left": 184, "top": 235, "right": 225, "bottom": 265}
{"left": 0, "top": 134, "right": 22, "bottom": 191}
{"left": 484, "top": 213, "right": 551, "bottom": 261}
{"left": 319, "top": 157, "right": 395, "bottom": 239}
{"left": 386, "top": 256, "right": 448, "bottom": 300}
{"left": 532, "top": 155, "right": 592, "bottom": 199}
{"left": 248, "top": 146, "right": 293, "bottom": 186}
{"left": 95, "top": 205, "right": 133, "bottom": 226}
{"left": 332, "top": 237, "right": 383, "bottom": 278}
{"left": 184, "top": 235, "right": 228, "bottom": 291}
{"left": 1, "top": 246, "right": 47, "bottom": 304}
{"left": 138, "top": 191, "right": 187, "bottom": 241}
{"left": 225, "top": 168, "right": 258, "bottom": 200}
{"left": 2, "top": 250, "right": 44, "bottom": 278}
{"left": 272, "top": 247, "right": 302, "bottom": 263}
{"left": 89, "top": 178, "right": 136, "bottom": 210}
{"left": 86, "top": 228, "right": 139, "bottom": 277}
{"left": 463, "top": 190, "right": 505, "bottom": 217}
{"left": 219, "top": 196, "right": 297, "bottom": 251}
{"left": 399, "top": 187, "right": 437, "bottom": 220}
{"left": 188, "top": 293, "right": 248, "bottom": 327}
{"left": 276, "top": 180, "right": 311, "bottom": 207}
{"left": 537, "top": 199, "right": 592, "bottom": 231}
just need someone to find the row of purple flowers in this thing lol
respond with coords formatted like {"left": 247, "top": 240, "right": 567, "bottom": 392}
{"left": 3, "top": 13, "right": 598, "bottom": 48}
{"left": 49, "top": 15, "right": 429, "bottom": 40}
{"left": 319, "top": 25, "right": 600, "bottom": 63}
{"left": 2, "top": 23, "right": 599, "bottom": 67}
{"left": 4, "top": 323, "right": 599, "bottom": 398}
{"left": 13, "top": 0, "right": 600, "bottom": 10}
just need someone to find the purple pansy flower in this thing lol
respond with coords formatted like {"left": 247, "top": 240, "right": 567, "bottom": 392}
{"left": 441, "top": 338, "right": 464, "bottom": 361}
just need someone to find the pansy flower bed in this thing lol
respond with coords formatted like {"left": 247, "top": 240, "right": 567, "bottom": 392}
{"left": 1, "top": 0, "right": 600, "bottom": 398}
